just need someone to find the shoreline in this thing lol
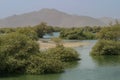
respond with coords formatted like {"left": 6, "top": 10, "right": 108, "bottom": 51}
{"left": 38, "top": 40, "right": 90, "bottom": 50}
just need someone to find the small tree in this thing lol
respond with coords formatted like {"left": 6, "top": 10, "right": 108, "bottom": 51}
{"left": 34, "top": 22, "right": 47, "bottom": 38}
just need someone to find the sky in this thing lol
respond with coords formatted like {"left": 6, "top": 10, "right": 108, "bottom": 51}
{"left": 0, "top": 0, "right": 120, "bottom": 19}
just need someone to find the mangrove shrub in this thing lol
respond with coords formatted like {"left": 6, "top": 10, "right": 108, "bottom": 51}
{"left": 46, "top": 45, "right": 80, "bottom": 62}
{"left": 91, "top": 24, "right": 120, "bottom": 55}
{"left": 0, "top": 33, "right": 66, "bottom": 74}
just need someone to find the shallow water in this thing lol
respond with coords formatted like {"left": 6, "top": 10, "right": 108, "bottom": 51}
{"left": 1, "top": 40, "right": 120, "bottom": 80}
{"left": 43, "top": 32, "right": 60, "bottom": 39}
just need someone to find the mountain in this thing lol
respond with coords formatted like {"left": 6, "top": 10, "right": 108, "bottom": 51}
{"left": 0, "top": 8, "right": 106, "bottom": 28}
{"left": 98, "top": 17, "right": 120, "bottom": 25}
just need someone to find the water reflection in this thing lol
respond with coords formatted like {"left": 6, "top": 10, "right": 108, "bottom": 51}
{"left": 91, "top": 55, "right": 120, "bottom": 66}
{"left": 0, "top": 74, "right": 22, "bottom": 78}
{"left": 43, "top": 32, "right": 60, "bottom": 39}
{"left": 65, "top": 61, "right": 80, "bottom": 70}
{"left": 0, "top": 74, "right": 62, "bottom": 80}
{"left": 0, "top": 62, "right": 79, "bottom": 80}
{"left": 1, "top": 40, "right": 120, "bottom": 80}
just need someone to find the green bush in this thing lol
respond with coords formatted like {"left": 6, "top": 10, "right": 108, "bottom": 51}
{"left": 46, "top": 45, "right": 80, "bottom": 62}
{"left": 60, "top": 27, "right": 97, "bottom": 40}
{"left": 91, "top": 24, "right": 120, "bottom": 56}
{"left": 0, "top": 33, "right": 39, "bottom": 73}
{"left": 0, "top": 28, "right": 15, "bottom": 34}
{"left": 16, "top": 27, "right": 38, "bottom": 40}
{"left": 97, "top": 24, "right": 120, "bottom": 41}
{"left": 91, "top": 40, "right": 120, "bottom": 55}
{"left": 0, "top": 27, "right": 80, "bottom": 74}
{"left": 34, "top": 22, "right": 54, "bottom": 38}
{"left": 0, "top": 33, "right": 66, "bottom": 74}
{"left": 26, "top": 55, "right": 64, "bottom": 74}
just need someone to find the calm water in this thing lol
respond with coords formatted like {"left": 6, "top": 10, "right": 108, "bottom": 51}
{"left": 1, "top": 40, "right": 120, "bottom": 80}
{"left": 43, "top": 32, "right": 60, "bottom": 39}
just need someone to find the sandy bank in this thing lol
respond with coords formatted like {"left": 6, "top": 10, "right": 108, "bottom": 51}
{"left": 38, "top": 40, "right": 90, "bottom": 50}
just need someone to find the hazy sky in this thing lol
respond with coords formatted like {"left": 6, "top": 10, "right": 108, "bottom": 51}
{"left": 0, "top": 0, "right": 120, "bottom": 18}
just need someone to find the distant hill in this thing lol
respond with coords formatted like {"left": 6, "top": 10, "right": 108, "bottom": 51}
{"left": 98, "top": 17, "right": 120, "bottom": 25}
{"left": 0, "top": 8, "right": 112, "bottom": 28}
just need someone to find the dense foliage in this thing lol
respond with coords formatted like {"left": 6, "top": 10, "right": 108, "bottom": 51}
{"left": 91, "top": 24, "right": 120, "bottom": 55}
{"left": 0, "top": 33, "right": 40, "bottom": 73}
{"left": 0, "top": 29, "right": 80, "bottom": 74}
{"left": 15, "top": 27, "right": 38, "bottom": 40}
{"left": 0, "top": 22, "right": 57, "bottom": 39}
{"left": 45, "top": 45, "right": 80, "bottom": 62}
{"left": 91, "top": 40, "right": 120, "bottom": 55}
{"left": 0, "top": 33, "right": 65, "bottom": 74}
{"left": 0, "top": 28, "right": 15, "bottom": 34}
{"left": 60, "top": 26, "right": 101, "bottom": 40}
{"left": 26, "top": 55, "right": 64, "bottom": 74}
{"left": 33, "top": 22, "right": 54, "bottom": 38}
{"left": 97, "top": 24, "right": 120, "bottom": 41}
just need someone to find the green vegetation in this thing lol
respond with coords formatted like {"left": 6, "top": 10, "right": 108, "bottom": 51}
{"left": 91, "top": 40, "right": 120, "bottom": 55}
{"left": 91, "top": 23, "right": 120, "bottom": 55}
{"left": 0, "top": 28, "right": 15, "bottom": 34}
{"left": 33, "top": 22, "right": 54, "bottom": 38}
{"left": 26, "top": 55, "right": 64, "bottom": 74}
{"left": 50, "top": 37, "right": 80, "bottom": 62}
{"left": 60, "top": 26, "right": 101, "bottom": 40}
{"left": 0, "top": 33, "right": 65, "bottom": 74}
{"left": 0, "top": 33, "right": 40, "bottom": 73}
{"left": 0, "top": 25, "right": 80, "bottom": 74}
{"left": 0, "top": 22, "right": 59, "bottom": 39}
{"left": 16, "top": 27, "right": 38, "bottom": 40}
{"left": 97, "top": 24, "right": 120, "bottom": 41}
{"left": 46, "top": 45, "right": 80, "bottom": 62}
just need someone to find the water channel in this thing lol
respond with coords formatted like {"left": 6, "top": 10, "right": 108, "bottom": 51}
{"left": 1, "top": 40, "right": 120, "bottom": 80}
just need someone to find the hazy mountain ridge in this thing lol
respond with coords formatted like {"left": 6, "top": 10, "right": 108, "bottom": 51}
{"left": 98, "top": 17, "right": 120, "bottom": 25}
{"left": 0, "top": 8, "right": 118, "bottom": 28}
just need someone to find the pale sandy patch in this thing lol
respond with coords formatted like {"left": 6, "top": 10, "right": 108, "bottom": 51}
{"left": 38, "top": 40, "right": 90, "bottom": 50}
